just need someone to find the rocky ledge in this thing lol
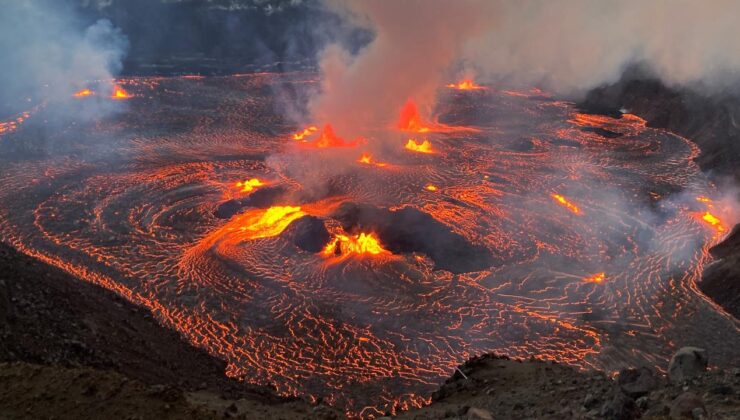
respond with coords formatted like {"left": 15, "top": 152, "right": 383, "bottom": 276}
{"left": 399, "top": 349, "right": 738, "bottom": 420}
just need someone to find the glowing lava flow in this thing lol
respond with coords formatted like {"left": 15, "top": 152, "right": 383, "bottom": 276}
{"left": 693, "top": 196, "right": 727, "bottom": 234}
{"left": 699, "top": 211, "right": 725, "bottom": 233}
{"left": 111, "top": 85, "right": 132, "bottom": 99}
{"left": 292, "top": 125, "right": 318, "bottom": 141}
{"left": 322, "top": 231, "right": 389, "bottom": 258}
{"left": 74, "top": 89, "right": 94, "bottom": 97}
{"left": 405, "top": 139, "right": 434, "bottom": 154}
{"left": 236, "top": 206, "right": 305, "bottom": 239}
{"left": 551, "top": 193, "right": 581, "bottom": 215}
{"left": 584, "top": 272, "right": 606, "bottom": 284}
{"left": 447, "top": 80, "right": 485, "bottom": 90}
{"left": 235, "top": 178, "right": 264, "bottom": 193}
{"left": 3, "top": 73, "right": 738, "bottom": 419}
{"left": 425, "top": 184, "right": 438, "bottom": 191}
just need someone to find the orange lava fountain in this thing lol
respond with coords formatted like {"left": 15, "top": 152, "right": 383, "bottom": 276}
{"left": 405, "top": 139, "right": 434, "bottom": 154}
{"left": 74, "top": 89, "right": 93, "bottom": 97}
{"left": 446, "top": 80, "right": 485, "bottom": 90}
{"left": 357, "top": 152, "right": 387, "bottom": 167}
{"left": 397, "top": 99, "right": 431, "bottom": 133}
{"left": 235, "top": 178, "right": 265, "bottom": 193}
{"left": 292, "top": 125, "right": 318, "bottom": 141}
{"left": 322, "top": 231, "right": 389, "bottom": 258}
{"left": 111, "top": 85, "right": 132, "bottom": 100}
{"left": 583, "top": 272, "right": 605, "bottom": 284}
{"left": 305, "top": 124, "right": 359, "bottom": 148}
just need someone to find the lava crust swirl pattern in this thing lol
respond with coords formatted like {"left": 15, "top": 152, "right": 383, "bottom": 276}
{"left": 0, "top": 73, "right": 738, "bottom": 418}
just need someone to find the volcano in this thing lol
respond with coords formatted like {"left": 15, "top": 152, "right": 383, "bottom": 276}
{"left": 1, "top": 73, "right": 738, "bottom": 417}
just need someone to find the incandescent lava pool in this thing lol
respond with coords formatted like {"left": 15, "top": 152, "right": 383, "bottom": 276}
{"left": 1, "top": 73, "right": 738, "bottom": 418}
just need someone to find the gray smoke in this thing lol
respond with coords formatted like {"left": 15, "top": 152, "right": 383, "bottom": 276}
{"left": 0, "top": 0, "right": 128, "bottom": 117}
{"left": 311, "top": 0, "right": 740, "bottom": 131}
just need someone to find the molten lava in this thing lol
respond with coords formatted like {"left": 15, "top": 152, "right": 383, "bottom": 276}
{"left": 696, "top": 196, "right": 712, "bottom": 203}
{"left": 235, "top": 178, "right": 264, "bottom": 193}
{"left": 584, "top": 272, "right": 605, "bottom": 284}
{"left": 111, "top": 85, "right": 132, "bottom": 100}
{"left": 397, "top": 98, "right": 479, "bottom": 133}
{"left": 447, "top": 80, "right": 485, "bottom": 90}
{"left": 237, "top": 206, "right": 306, "bottom": 239}
{"left": 699, "top": 211, "right": 725, "bottom": 233}
{"left": 405, "top": 139, "right": 434, "bottom": 154}
{"left": 397, "top": 99, "right": 431, "bottom": 133}
{"left": 425, "top": 184, "right": 438, "bottom": 191}
{"left": 74, "top": 89, "right": 93, "bottom": 98}
{"left": 322, "top": 231, "right": 389, "bottom": 258}
{"left": 306, "top": 124, "right": 359, "bottom": 148}
{"left": 292, "top": 125, "right": 318, "bottom": 141}
{"left": 357, "top": 152, "right": 387, "bottom": 167}
{"left": 551, "top": 193, "right": 581, "bottom": 215}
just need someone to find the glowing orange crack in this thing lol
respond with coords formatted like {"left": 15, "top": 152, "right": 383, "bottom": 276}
{"left": 551, "top": 193, "right": 581, "bottom": 215}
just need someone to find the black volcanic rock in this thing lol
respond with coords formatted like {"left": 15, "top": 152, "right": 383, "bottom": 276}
{"left": 701, "top": 225, "right": 740, "bottom": 319}
{"left": 282, "top": 215, "right": 331, "bottom": 253}
{"left": 331, "top": 202, "right": 496, "bottom": 273}
{"left": 214, "top": 199, "right": 242, "bottom": 219}
{"left": 214, "top": 186, "right": 288, "bottom": 219}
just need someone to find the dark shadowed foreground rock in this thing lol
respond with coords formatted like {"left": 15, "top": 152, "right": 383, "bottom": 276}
{"left": 669, "top": 347, "right": 709, "bottom": 383}
{"left": 669, "top": 392, "right": 706, "bottom": 420}
{"left": 0, "top": 242, "right": 334, "bottom": 419}
{"left": 618, "top": 366, "right": 659, "bottom": 398}
{"left": 600, "top": 389, "right": 638, "bottom": 420}
{"left": 700, "top": 224, "right": 740, "bottom": 319}
{"left": 400, "top": 352, "right": 739, "bottom": 419}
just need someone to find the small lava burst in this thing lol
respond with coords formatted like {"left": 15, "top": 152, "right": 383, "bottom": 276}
{"left": 397, "top": 99, "right": 431, "bottom": 133}
{"left": 584, "top": 272, "right": 606, "bottom": 284}
{"left": 397, "top": 98, "right": 478, "bottom": 133}
{"left": 551, "top": 193, "right": 581, "bottom": 215}
{"left": 111, "top": 85, "right": 132, "bottom": 100}
{"left": 405, "top": 139, "right": 434, "bottom": 154}
{"left": 699, "top": 211, "right": 725, "bottom": 233}
{"left": 292, "top": 125, "right": 318, "bottom": 141}
{"left": 357, "top": 152, "right": 387, "bottom": 167}
{"left": 306, "top": 124, "right": 359, "bottom": 148}
{"left": 237, "top": 206, "right": 306, "bottom": 239}
{"left": 322, "top": 231, "right": 389, "bottom": 258}
{"left": 74, "top": 89, "right": 93, "bottom": 98}
{"left": 425, "top": 184, "right": 438, "bottom": 191}
{"left": 446, "top": 80, "right": 486, "bottom": 90}
{"left": 696, "top": 196, "right": 712, "bottom": 203}
{"left": 235, "top": 178, "right": 265, "bottom": 193}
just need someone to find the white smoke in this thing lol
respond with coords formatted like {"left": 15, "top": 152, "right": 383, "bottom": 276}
{"left": 311, "top": 0, "right": 740, "bottom": 131}
{"left": 0, "top": 1, "right": 128, "bottom": 116}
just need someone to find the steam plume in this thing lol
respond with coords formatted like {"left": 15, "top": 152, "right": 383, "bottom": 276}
{"left": 0, "top": 0, "right": 128, "bottom": 117}
{"left": 311, "top": 0, "right": 740, "bottom": 131}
